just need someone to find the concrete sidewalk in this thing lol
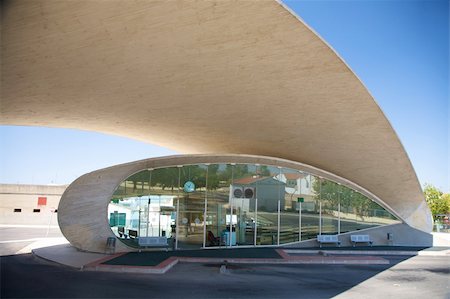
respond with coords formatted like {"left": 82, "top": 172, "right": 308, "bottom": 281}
{"left": 32, "top": 243, "right": 391, "bottom": 272}
{"left": 32, "top": 240, "right": 450, "bottom": 275}
{"left": 33, "top": 243, "right": 108, "bottom": 269}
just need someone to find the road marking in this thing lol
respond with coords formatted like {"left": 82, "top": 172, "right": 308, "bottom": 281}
{"left": 0, "top": 224, "right": 60, "bottom": 228}
{"left": 16, "top": 238, "right": 69, "bottom": 254}
{"left": 0, "top": 238, "right": 45, "bottom": 244}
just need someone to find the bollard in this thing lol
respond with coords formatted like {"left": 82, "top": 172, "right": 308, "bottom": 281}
{"left": 387, "top": 233, "right": 393, "bottom": 246}
{"left": 106, "top": 237, "right": 116, "bottom": 254}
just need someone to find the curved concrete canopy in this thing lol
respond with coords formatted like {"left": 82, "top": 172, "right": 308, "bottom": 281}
{"left": 1, "top": 1, "right": 431, "bottom": 231}
{"left": 59, "top": 154, "right": 402, "bottom": 253}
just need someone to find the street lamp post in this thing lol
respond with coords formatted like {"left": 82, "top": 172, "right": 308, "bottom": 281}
{"left": 338, "top": 189, "right": 341, "bottom": 235}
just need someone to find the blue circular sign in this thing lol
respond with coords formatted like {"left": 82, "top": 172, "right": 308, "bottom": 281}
{"left": 183, "top": 181, "right": 195, "bottom": 193}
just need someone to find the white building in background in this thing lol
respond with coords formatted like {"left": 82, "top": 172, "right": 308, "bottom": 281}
{"left": 274, "top": 172, "right": 315, "bottom": 197}
{"left": 0, "top": 184, "right": 66, "bottom": 226}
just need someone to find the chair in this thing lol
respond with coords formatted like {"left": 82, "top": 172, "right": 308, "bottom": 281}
{"left": 207, "top": 231, "right": 220, "bottom": 246}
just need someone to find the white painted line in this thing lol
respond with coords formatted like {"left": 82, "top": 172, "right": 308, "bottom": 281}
{"left": 284, "top": 249, "right": 450, "bottom": 257}
{"left": 15, "top": 238, "right": 69, "bottom": 254}
{"left": 0, "top": 238, "right": 45, "bottom": 244}
{"left": 0, "top": 224, "right": 60, "bottom": 228}
{"left": 285, "top": 249, "right": 420, "bottom": 255}
{"left": 418, "top": 250, "right": 450, "bottom": 256}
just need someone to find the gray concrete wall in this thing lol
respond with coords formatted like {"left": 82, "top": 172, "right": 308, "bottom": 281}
{"left": 285, "top": 223, "right": 433, "bottom": 248}
{"left": 0, "top": 184, "right": 67, "bottom": 226}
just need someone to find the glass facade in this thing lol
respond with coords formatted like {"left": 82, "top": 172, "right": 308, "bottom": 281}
{"left": 108, "top": 163, "right": 400, "bottom": 249}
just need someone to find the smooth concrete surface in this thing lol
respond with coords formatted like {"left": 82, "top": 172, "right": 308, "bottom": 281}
{"left": 33, "top": 243, "right": 107, "bottom": 269}
{"left": 286, "top": 223, "right": 434, "bottom": 248}
{"left": 59, "top": 154, "right": 405, "bottom": 253}
{"left": 1, "top": 0, "right": 431, "bottom": 233}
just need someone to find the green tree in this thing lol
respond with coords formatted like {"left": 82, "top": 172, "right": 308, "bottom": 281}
{"left": 312, "top": 179, "right": 378, "bottom": 219}
{"left": 206, "top": 164, "right": 220, "bottom": 190}
{"left": 258, "top": 165, "right": 271, "bottom": 176}
{"left": 151, "top": 168, "right": 179, "bottom": 191}
{"left": 220, "top": 164, "right": 250, "bottom": 181}
{"left": 180, "top": 165, "right": 209, "bottom": 189}
{"left": 424, "top": 184, "right": 450, "bottom": 219}
{"left": 128, "top": 170, "right": 149, "bottom": 192}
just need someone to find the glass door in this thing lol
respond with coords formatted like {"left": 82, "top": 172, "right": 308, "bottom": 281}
{"left": 177, "top": 165, "right": 207, "bottom": 250}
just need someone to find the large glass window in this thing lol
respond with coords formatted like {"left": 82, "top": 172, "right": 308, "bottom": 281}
{"left": 178, "top": 165, "right": 207, "bottom": 249}
{"left": 318, "top": 180, "right": 340, "bottom": 235}
{"left": 205, "top": 164, "right": 229, "bottom": 247}
{"left": 253, "top": 165, "right": 282, "bottom": 245}
{"left": 278, "top": 168, "right": 303, "bottom": 244}
{"left": 230, "top": 164, "right": 257, "bottom": 246}
{"left": 108, "top": 162, "right": 400, "bottom": 249}
{"left": 148, "top": 167, "right": 179, "bottom": 240}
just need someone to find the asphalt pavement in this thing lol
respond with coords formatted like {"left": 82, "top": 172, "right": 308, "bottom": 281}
{"left": 2, "top": 253, "right": 449, "bottom": 298}
{"left": 1, "top": 226, "right": 449, "bottom": 299}
{"left": 0, "top": 225, "right": 64, "bottom": 256}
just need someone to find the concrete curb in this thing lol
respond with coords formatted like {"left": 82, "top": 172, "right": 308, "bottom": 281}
{"left": 81, "top": 249, "right": 389, "bottom": 274}
{"left": 84, "top": 257, "right": 179, "bottom": 274}
{"left": 34, "top": 245, "right": 450, "bottom": 276}
{"left": 83, "top": 257, "right": 389, "bottom": 275}
{"left": 284, "top": 249, "right": 450, "bottom": 257}
{"left": 177, "top": 256, "right": 389, "bottom": 265}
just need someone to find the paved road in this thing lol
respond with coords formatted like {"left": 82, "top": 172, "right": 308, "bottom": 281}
{"left": 0, "top": 226, "right": 63, "bottom": 256}
{"left": 334, "top": 255, "right": 450, "bottom": 299}
{"left": 2, "top": 253, "right": 449, "bottom": 298}
{"left": 1, "top": 227, "right": 449, "bottom": 298}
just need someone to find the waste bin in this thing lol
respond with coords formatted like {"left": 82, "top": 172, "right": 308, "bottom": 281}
{"left": 222, "top": 231, "right": 236, "bottom": 246}
{"left": 106, "top": 237, "right": 116, "bottom": 254}
{"left": 387, "top": 233, "right": 393, "bottom": 246}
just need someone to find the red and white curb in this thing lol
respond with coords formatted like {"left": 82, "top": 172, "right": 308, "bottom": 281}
{"left": 283, "top": 249, "right": 450, "bottom": 256}
{"left": 82, "top": 249, "right": 390, "bottom": 274}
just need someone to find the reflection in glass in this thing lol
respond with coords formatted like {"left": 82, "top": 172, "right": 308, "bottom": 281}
{"left": 206, "top": 164, "right": 229, "bottom": 247}
{"left": 231, "top": 164, "right": 257, "bottom": 246}
{"left": 320, "top": 180, "right": 340, "bottom": 235}
{"left": 108, "top": 162, "right": 400, "bottom": 249}
{"left": 178, "top": 165, "right": 206, "bottom": 249}
{"left": 252, "top": 165, "right": 283, "bottom": 245}
{"left": 278, "top": 168, "right": 304, "bottom": 244}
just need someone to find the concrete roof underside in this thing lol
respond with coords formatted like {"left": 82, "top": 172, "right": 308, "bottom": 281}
{"left": 1, "top": 0, "right": 431, "bottom": 231}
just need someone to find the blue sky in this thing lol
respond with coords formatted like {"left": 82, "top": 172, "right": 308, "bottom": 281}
{"left": 1, "top": 0, "right": 448, "bottom": 192}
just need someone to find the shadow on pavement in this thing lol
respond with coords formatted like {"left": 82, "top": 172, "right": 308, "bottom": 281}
{"left": 1, "top": 249, "right": 421, "bottom": 299}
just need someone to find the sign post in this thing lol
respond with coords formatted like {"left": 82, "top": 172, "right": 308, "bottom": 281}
{"left": 298, "top": 197, "right": 304, "bottom": 241}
